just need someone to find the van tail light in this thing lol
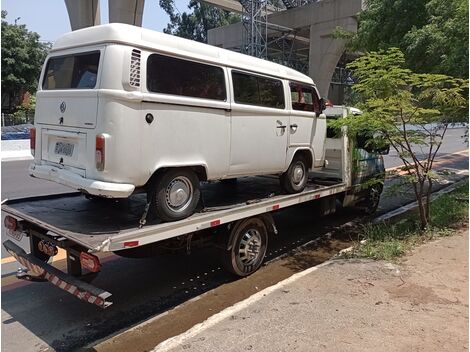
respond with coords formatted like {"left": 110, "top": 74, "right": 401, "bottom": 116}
{"left": 4, "top": 216, "right": 18, "bottom": 231}
{"left": 30, "top": 128, "right": 36, "bottom": 156}
{"left": 80, "top": 252, "right": 101, "bottom": 273}
{"left": 95, "top": 134, "right": 105, "bottom": 171}
{"left": 325, "top": 99, "right": 334, "bottom": 107}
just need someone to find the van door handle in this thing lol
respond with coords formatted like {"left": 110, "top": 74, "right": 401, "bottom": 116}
{"left": 290, "top": 124, "right": 298, "bottom": 133}
{"left": 276, "top": 120, "right": 287, "bottom": 129}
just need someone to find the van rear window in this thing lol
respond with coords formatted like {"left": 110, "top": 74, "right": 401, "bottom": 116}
{"left": 42, "top": 52, "right": 100, "bottom": 90}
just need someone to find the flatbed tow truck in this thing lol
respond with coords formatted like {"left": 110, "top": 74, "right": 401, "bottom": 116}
{"left": 2, "top": 106, "right": 387, "bottom": 308}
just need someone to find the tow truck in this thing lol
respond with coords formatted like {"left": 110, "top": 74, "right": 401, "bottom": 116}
{"left": 2, "top": 106, "right": 388, "bottom": 308}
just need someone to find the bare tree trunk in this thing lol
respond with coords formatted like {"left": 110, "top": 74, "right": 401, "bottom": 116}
{"left": 413, "top": 180, "right": 428, "bottom": 231}
{"left": 425, "top": 177, "right": 433, "bottom": 224}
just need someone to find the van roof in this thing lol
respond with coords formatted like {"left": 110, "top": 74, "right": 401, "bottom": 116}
{"left": 52, "top": 23, "right": 314, "bottom": 85}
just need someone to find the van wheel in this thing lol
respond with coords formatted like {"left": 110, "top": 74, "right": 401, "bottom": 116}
{"left": 221, "top": 217, "right": 268, "bottom": 277}
{"left": 149, "top": 168, "right": 200, "bottom": 222}
{"left": 280, "top": 155, "right": 308, "bottom": 193}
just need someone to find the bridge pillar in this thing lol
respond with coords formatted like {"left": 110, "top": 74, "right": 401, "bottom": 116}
{"left": 308, "top": 17, "right": 357, "bottom": 98}
{"left": 109, "top": 0, "right": 145, "bottom": 26}
{"left": 64, "top": 0, "right": 101, "bottom": 30}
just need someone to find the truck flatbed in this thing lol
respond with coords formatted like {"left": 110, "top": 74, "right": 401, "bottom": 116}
{"left": 3, "top": 176, "right": 346, "bottom": 253}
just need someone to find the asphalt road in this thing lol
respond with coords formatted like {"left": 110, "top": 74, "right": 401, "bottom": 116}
{"left": 0, "top": 128, "right": 468, "bottom": 351}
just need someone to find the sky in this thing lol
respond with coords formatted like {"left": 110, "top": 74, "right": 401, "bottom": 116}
{"left": 1, "top": 0, "right": 190, "bottom": 43}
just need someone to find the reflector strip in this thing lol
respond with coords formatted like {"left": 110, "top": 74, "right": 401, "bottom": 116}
{"left": 6, "top": 247, "right": 111, "bottom": 308}
{"left": 315, "top": 194, "right": 321, "bottom": 199}
{"left": 210, "top": 220, "right": 220, "bottom": 227}
{"left": 123, "top": 241, "right": 139, "bottom": 248}
{"left": 266, "top": 204, "right": 280, "bottom": 212}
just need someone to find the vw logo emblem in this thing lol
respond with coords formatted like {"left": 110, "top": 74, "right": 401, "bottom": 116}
{"left": 60, "top": 101, "right": 66, "bottom": 113}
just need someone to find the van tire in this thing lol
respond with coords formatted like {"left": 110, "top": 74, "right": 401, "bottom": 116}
{"left": 148, "top": 168, "right": 200, "bottom": 222}
{"left": 280, "top": 155, "right": 308, "bottom": 194}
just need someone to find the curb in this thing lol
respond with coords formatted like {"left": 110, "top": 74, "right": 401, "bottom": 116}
{"left": 1, "top": 151, "right": 33, "bottom": 162}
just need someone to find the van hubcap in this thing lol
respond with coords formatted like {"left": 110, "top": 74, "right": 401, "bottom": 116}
{"left": 292, "top": 163, "right": 305, "bottom": 184}
{"left": 166, "top": 176, "right": 193, "bottom": 212}
{"left": 237, "top": 229, "right": 262, "bottom": 265}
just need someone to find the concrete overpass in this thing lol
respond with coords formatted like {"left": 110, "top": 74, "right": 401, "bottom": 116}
{"left": 207, "top": 0, "right": 362, "bottom": 98}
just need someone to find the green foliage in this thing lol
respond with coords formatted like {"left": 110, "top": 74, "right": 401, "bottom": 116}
{"left": 430, "top": 181, "right": 469, "bottom": 229}
{"left": 350, "top": 180, "right": 468, "bottom": 260}
{"left": 159, "top": 0, "right": 240, "bottom": 42}
{"left": 340, "top": 0, "right": 468, "bottom": 78}
{"left": 330, "top": 48, "right": 468, "bottom": 229}
{"left": 1, "top": 11, "right": 50, "bottom": 112}
{"left": 13, "top": 95, "right": 35, "bottom": 119}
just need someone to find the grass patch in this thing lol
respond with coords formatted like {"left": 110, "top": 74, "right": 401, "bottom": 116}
{"left": 348, "top": 179, "right": 468, "bottom": 260}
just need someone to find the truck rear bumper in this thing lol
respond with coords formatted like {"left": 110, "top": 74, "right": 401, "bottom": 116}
{"left": 29, "top": 163, "right": 135, "bottom": 198}
{"left": 3, "top": 240, "right": 113, "bottom": 308}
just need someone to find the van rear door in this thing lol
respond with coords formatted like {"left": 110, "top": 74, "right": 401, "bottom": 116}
{"left": 35, "top": 50, "right": 102, "bottom": 170}
{"left": 35, "top": 50, "right": 101, "bottom": 129}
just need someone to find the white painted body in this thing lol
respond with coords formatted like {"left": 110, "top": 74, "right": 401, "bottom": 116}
{"left": 30, "top": 24, "right": 327, "bottom": 198}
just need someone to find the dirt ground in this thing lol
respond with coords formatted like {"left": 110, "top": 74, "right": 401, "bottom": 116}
{"left": 154, "top": 227, "right": 469, "bottom": 352}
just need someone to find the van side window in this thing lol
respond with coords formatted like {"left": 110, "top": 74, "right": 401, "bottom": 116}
{"left": 290, "top": 83, "right": 321, "bottom": 114}
{"left": 43, "top": 52, "right": 100, "bottom": 90}
{"left": 232, "top": 71, "right": 285, "bottom": 109}
{"left": 147, "top": 54, "right": 226, "bottom": 101}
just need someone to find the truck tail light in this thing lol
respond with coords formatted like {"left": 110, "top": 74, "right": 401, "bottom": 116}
{"left": 30, "top": 128, "right": 36, "bottom": 156}
{"left": 80, "top": 252, "right": 101, "bottom": 273}
{"left": 95, "top": 134, "right": 105, "bottom": 171}
{"left": 4, "top": 216, "right": 18, "bottom": 231}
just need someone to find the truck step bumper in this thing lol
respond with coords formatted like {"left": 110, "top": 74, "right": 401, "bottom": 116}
{"left": 3, "top": 240, "right": 113, "bottom": 308}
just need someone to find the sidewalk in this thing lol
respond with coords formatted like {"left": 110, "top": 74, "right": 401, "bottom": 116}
{"left": 155, "top": 229, "right": 468, "bottom": 352}
{"left": 1, "top": 139, "right": 32, "bottom": 161}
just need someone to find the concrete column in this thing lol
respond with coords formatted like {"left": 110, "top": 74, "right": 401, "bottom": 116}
{"left": 64, "top": 0, "right": 101, "bottom": 31}
{"left": 308, "top": 17, "right": 357, "bottom": 98}
{"left": 109, "top": 0, "right": 145, "bottom": 26}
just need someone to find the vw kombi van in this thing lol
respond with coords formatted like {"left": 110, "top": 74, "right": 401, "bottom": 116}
{"left": 29, "top": 24, "right": 327, "bottom": 221}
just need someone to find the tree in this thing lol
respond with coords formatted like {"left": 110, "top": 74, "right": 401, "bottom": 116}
{"left": 331, "top": 48, "right": 467, "bottom": 230}
{"left": 1, "top": 11, "right": 50, "bottom": 113}
{"left": 159, "top": 0, "right": 240, "bottom": 42}
{"left": 340, "top": 0, "right": 468, "bottom": 78}
{"left": 403, "top": 0, "right": 469, "bottom": 78}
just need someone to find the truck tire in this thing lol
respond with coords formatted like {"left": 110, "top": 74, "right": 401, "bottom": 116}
{"left": 280, "top": 155, "right": 308, "bottom": 194}
{"left": 221, "top": 217, "right": 268, "bottom": 276}
{"left": 148, "top": 168, "right": 201, "bottom": 222}
{"left": 359, "top": 184, "right": 382, "bottom": 215}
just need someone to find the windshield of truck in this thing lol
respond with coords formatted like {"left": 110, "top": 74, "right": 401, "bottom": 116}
{"left": 42, "top": 51, "right": 100, "bottom": 90}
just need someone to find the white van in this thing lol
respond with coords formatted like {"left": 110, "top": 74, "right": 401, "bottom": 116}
{"left": 29, "top": 23, "right": 327, "bottom": 221}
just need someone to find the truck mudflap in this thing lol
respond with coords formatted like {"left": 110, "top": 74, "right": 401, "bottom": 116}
{"left": 3, "top": 240, "right": 112, "bottom": 308}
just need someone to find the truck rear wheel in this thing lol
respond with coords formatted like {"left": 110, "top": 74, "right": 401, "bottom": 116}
{"left": 221, "top": 217, "right": 268, "bottom": 276}
{"left": 148, "top": 168, "right": 201, "bottom": 222}
{"left": 280, "top": 155, "right": 308, "bottom": 194}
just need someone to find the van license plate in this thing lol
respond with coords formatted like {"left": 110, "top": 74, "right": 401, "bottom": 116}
{"left": 55, "top": 141, "right": 74, "bottom": 157}
{"left": 6, "top": 229, "right": 23, "bottom": 242}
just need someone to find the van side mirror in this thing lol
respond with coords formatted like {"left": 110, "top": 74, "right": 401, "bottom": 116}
{"left": 377, "top": 145, "right": 390, "bottom": 155}
{"left": 320, "top": 98, "right": 326, "bottom": 113}
{"left": 356, "top": 132, "right": 390, "bottom": 155}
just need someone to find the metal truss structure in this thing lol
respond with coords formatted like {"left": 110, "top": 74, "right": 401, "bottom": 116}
{"left": 239, "top": 0, "right": 319, "bottom": 73}
{"left": 239, "top": 0, "right": 268, "bottom": 58}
